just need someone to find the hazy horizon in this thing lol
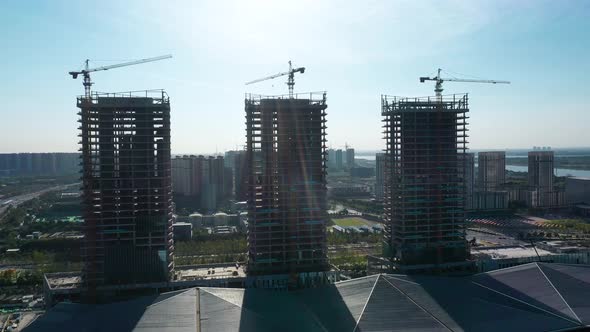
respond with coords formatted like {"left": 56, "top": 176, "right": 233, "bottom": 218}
{"left": 5, "top": 146, "right": 590, "bottom": 155}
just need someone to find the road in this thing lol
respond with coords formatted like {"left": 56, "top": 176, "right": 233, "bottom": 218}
{"left": 467, "top": 228, "right": 527, "bottom": 247}
{"left": 15, "top": 311, "right": 43, "bottom": 331}
{"left": 0, "top": 183, "right": 80, "bottom": 216}
{"left": 0, "top": 311, "right": 44, "bottom": 332}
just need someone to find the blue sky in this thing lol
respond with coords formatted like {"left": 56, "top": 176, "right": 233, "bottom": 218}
{"left": 0, "top": 0, "right": 588, "bottom": 153}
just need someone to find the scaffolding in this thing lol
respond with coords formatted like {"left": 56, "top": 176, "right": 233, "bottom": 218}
{"left": 78, "top": 90, "right": 174, "bottom": 296}
{"left": 381, "top": 94, "right": 470, "bottom": 268}
{"left": 245, "top": 92, "right": 329, "bottom": 276}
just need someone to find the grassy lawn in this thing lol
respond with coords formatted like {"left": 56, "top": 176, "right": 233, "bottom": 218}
{"left": 332, "top": 217, "right": 371, "bottom": 227}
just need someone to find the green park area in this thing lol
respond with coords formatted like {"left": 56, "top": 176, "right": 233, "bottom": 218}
{"left": 332, "top": 217, "right": 372, "bottom": 227}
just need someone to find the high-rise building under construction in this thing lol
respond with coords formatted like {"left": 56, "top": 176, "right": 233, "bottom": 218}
{"left": 528, "top": 150, "right": 554, "bottom": 192}
{"left": 78, "top": 91, "right": 174, "bottom": 290}
{"left": 245, "top": 93, "right": 329, "bottom": 275}
{"left": 464, "top": 152, "right": 475, "bottom": 210}
{"left": 381, "top": 94, "right": 469, "bottom": 269}
{"left": 375, "top": 153, "right": 386, "bottom": 201}
{"left": 528, "top": 150, "right": 560, "bottom": 207}
{"left": 477, "top": 151, "right": 506, "bottom": 191}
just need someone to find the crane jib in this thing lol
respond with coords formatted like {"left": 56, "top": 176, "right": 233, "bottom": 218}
{"left": 419, "top": 69, "right": 510, "bottom": 97}
{"left": 68, "top": 54, "right": 173, "bottom": 98}
{"left": 244, "top": 61, "right": 306, "bottom": 98}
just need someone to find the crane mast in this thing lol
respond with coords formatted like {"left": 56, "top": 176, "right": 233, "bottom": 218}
{"left": 69, "top": 55, "right": 173, "bottom": 99}
{"left": 420, "top": 68, "right": 510, "bottom": 99}
{"left": 245, "top": 61, "right": 305, "bottom": 98}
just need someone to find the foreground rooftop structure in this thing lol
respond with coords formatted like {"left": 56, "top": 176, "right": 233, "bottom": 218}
{"left": 27, "top": 262, "right": 590, "bottom": 331}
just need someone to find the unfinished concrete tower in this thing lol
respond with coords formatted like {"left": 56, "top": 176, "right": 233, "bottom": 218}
{"left": 477, "top": 151, "right": 506, "bottom": 191}
{"left": 78, "top": 90, "right": 174, "bottom": 292}
{"left": 528, "top": 150, "right": 556, "bottom": 207}
{"left": 245, "top": 93, "right": 329, "bottom": 276}
{"left": 382, "top": 94, "right": 469, "bottom": 271}
{"left": 528, "top": 150, "right": 554, "bottom": 192}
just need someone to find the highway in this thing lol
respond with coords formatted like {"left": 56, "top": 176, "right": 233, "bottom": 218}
{"left": 0, "top": 183, "right": 80, "bottom": 217}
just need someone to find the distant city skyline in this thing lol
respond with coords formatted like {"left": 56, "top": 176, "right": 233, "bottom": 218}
{"left": 3, "top": 146, "right": 590, "bottom": 156}
{"left": 1, "top": 0, "right": 589, "bottom": 153}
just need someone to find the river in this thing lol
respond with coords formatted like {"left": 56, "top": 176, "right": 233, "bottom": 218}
{"left": 356, "top": 155, "right": 590, "bottom": 178}
{"left": 505, "top": 165, "right": 590, "bottom": 178}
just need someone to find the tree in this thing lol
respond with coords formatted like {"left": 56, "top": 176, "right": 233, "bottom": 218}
{"left": 0, "top": 269, "right": 17, "bottom": 286}
{"left": 31, "top": 251, "right": 48, "bottom": 264}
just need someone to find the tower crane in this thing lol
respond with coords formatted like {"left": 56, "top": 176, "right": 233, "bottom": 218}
{"left": 245, "top": 61, "right": 305, "bottom": 98}
{"left": 69, "top": 54, "right": 173, "bottom": 99}
{"left": 420, "top": 68, "right": 510, "bottom": 98}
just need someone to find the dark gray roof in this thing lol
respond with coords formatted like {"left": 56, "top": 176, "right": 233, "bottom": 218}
{"left": 25, "top": 262, "right": 590, "bottom": 332}
{"left": 24, "top": 289, "right": 199, "bottom": 332}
